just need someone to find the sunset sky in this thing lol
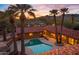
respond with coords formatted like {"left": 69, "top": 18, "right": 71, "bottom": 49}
{"left": 0, "top": 4, "right": 79, "bottom": 17}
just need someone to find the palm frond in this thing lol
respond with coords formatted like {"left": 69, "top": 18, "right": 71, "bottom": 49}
{"left": 29, "top": 8, "right": 37, "bottom": 11}
{"left": 60, "top": 8, "right": 69, "bottom": 13}
{"left": 16, "top": 4, "right": 32, "bottom": 12}
{"left": 49, "top": 9, "right": 58, "bottom": 15}
{"left": 28, "top": 11, "right": 36, "bottom": 18}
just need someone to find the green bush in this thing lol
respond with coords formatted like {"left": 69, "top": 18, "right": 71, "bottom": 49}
{"left": 64, "top": 22, "right": 73, "bottom": 29}
{"left": 73, "top": 22, "right": 79, "bottom": 30}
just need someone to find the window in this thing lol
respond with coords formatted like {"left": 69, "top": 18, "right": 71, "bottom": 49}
{"left": 69, "top": 38, "right": 74, "bottom": 45}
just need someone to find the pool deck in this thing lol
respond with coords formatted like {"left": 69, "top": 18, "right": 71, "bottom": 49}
{"left": 0, "top": 37, "right": 63, "bottom": 55}
{"left": 16, "top": 38, "right": 54, "bottom": 55}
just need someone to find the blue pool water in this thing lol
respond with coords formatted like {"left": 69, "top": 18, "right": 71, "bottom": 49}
{"left": 25, "top": 38, "right": 53, "bottom": 54}
{"left": 26, "top": 44, "right": 53, "bottom": 54}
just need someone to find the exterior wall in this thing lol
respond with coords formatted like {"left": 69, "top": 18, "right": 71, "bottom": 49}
{"left": 15, "top": 30, "right": 79, "bottom": 45}
{"left": 16, "top": 32, "right": 43, "bottom": 40}
{"left": 25, "top": 32, "right": 43, "bottom": 39}
{"left": 44, "top": 32, "right": 79, "bottom": 45}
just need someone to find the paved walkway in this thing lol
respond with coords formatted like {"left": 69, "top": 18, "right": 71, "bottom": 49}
{"left": 43, "top": 34, "right": 56, "bottom": 46}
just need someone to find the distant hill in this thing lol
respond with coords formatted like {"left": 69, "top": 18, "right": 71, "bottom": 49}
{"left": 36, "top": 14, "right": 79, "bottom": 22}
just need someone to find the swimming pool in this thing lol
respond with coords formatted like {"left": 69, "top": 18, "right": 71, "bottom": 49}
{"left": 25, "top": 39, "right": 53, "bottom": 54}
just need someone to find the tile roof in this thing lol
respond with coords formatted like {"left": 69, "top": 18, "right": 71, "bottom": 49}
{"left": 16, "top": 25, "right": 79, "bottom": 39}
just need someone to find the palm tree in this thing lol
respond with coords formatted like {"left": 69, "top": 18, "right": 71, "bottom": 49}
{"left": 8, "top": 4, "right": 33, "bottom": 54}
{"left": 3, "top": 9, "right": 18, "bottom": 54}
{"left": 71, "top": 14, "right": 74, "bottom": 25}
{"left": 0, "top": 11, "right": 7, "bottom": 41}
{"left": 28, "top": 9, "right": 36, "bottom": 19}
{"left": 28, "top": 9, "right": 37, "bottom": 26}
{"left": 60, "top": 8, "right": 68, "bottom": 44}
{"left": 0, "top": 21, "right": 7, "bottom": 41}
{"left": 0, "top": 10, "right": 18, "bottom": 54}
{"left": 10, "top": 15, "right": 18, "bottom": 54}
{"left": 49, "top": 9, "right": 59, "bottom": 44}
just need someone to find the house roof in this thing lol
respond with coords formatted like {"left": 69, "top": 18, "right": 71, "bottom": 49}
{"left": 16, "top": 25, "right": 79, "bottom": 39}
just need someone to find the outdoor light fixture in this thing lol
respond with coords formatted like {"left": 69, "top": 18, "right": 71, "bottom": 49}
{"left": 29, "top": 33, "right": 33, "bottom": 36}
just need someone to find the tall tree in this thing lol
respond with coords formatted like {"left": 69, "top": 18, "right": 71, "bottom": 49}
{"left": 71, "top": 14, "right": 75, "bottom": 25}
{"left": 0, "top": 11, "right": 7, "bottom": 41}
{"left": 8, "top": 4, "right": 33, "bottom": 54}
{"left": 49, "top": 9, "right": 59, "bottom": 44}
{"left": 9, "top": 15, "right": 18, "bottom": 54}
{"left": 28, "top": 9, "right": 36, "bottom": 19}
{"left": 60, "top": 8, "right": 68, "bottom": 44}
{"left": 4, "top": 9, "right": 18, "bottom": 54}
{"left": 0, "top": 21, "right": 7, "bottom": 41}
